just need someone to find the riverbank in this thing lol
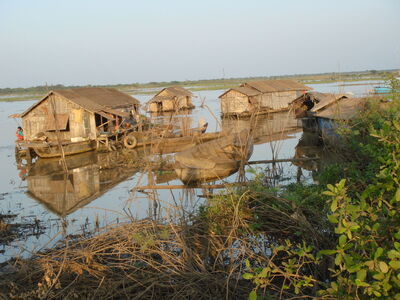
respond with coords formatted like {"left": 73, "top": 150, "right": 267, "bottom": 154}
{"left": 0, "top": 69, "right": 397, "bottom": 102}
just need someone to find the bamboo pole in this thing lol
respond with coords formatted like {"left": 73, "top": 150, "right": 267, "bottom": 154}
{"left": 49, "top": 92, "right": 68, "bottom": 172}
{"left": 133, "top": 182, "right": 249, "bottom": 191}
{"left": 247, "top": 157, "right": 318, "bottom": 165}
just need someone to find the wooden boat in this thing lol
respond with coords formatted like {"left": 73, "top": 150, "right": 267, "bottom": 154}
{"left": 18, "top": 139, "right": 98, "bottom": 158}
{"left": 121, "top": 121, "right": 210, "bottom": 151}
{"left": 174, "top": 130, "right": 253, "bottom": 184}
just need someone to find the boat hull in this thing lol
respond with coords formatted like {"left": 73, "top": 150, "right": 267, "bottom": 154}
{"left": 32, "top": 140, "right": 97, "bottom": 158}
{"left": 174, "top": 160, "right": 240, "bottom": 184}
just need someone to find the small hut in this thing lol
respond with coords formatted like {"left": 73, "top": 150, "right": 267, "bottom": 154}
{"left": 219, "top": 79, "right": 311, "bottom": 117}
{"left": 20, "top": 87, "right": 140, "bottom": 157}
{"left": 147, "top": 86, "right": 194, "bottom": 113}
{"left": 294, "top": 92, "right": 366, "bottom": 138}
{"left": 290, "top": 92, "right": 350, "bottom": 118}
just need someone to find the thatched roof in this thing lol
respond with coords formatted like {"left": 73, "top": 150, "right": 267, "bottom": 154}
{"left": 149, "top": 86, "right": 193, "bottom": 103}
{"left": 316, "top": 98, "right": 366, "bottom": 120}
{"left": 218, "top": 86, "right": 261, "bottom": 98}
{"left": 310, "top": 93, "right": 349, "bottom": 112}
{"left": 291, "top": 92, "right": 349, "bottom": 112}
{"left": 242, "top": 80, "right": 311, "bottom": 93}
{"left": 21, "top": 87, "right": 140, "bottom": 118}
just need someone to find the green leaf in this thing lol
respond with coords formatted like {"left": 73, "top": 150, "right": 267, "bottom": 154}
{"left": 327, "top": 184, "right": 335, "bottom": 192}
{"left": 357, "top": 269, "right": 367, "bottom": 281}
{"left": 338, "top": 179, "right": 346, "bottom": 189}
{"left": 258, "top": 267, "right": 269, "bottom": 278}
{"left": 319, "top": 249, "right": 337, "bottom": 256}
{"left": 339, "top": 235, "right": 347, "bottom": 247}
{"left": 373, "top": 291, "right": 382, "bottom": 297}
{"left": 327, "top": 214, "right": 339, "bottom": 224}
{"left": 323, "top": 191, "right": 336, "bottom": 196}
{"left": 245, "top": 259, "right": 251, "bottom": 269}
{"left": 335, "top": 253, "right": 342, "bottom": 266}
{"left": 390, "top": 260, "right": 400, "bottom": 270}
{"left": 249, "top": 290, "right": 257, "bottom": 300}
{"left": 331, "top": 199, "right": 338, "bottom": 212}
{"left": 243, "top": 273, "right": 254, "bottom": 280}
{"left": 395, "top": 188, "right": 400, "bottom": 202}
{"left": 375, "top": 247, "right": 384, "bottom": 260}
{"left": 365, "top": 260, "right": 375, "bottom": 270}
{"left": 395, "top": 242, "right": 400, "bottom": 251}
{"left": 388, "top": 250, "right": 400, "bottom": 259}
{"left": 379, "top": 261, "right": 389, "bottom": 273}
{"left": 373, "top": 273, "right": 385, "bottom": 280}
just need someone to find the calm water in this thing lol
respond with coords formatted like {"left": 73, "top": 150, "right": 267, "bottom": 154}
{"left": 0, "top": 81, "right": 375, "bottom": 262}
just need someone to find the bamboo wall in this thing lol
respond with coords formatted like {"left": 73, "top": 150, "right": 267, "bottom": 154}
{"left": 156, "top": 90, "right": 193, "bottom": 111}
{"left": 220, "top": 90, "right": 250, "bottom": 114}
{"left": 22, "top": 94, "right": 96, "bottom": 141}
{"left": 221, "top": 90, "right": 301, "bottom": 115}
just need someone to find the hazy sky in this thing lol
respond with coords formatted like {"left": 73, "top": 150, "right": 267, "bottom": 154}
{"left": 1, "top": 0, "right": 399, "bottom": 88}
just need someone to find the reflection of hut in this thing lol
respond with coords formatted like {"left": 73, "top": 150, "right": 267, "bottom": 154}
{"left": 20, "top": 88, "right": 140, "bottom": 157}
{"left": 219, "top": 80, "right": 311, "bottom": 117}
{"left": 26, "top": 151, "right": 140, "bottom": 217}
{"left": 147, "top": 87, "right": 194, "bottom": 113}
{"left": 222, "top": 111, "right": 301, "bottom": 144}
{"left": 27, "top": 164, "right": 101, "bottom": 217}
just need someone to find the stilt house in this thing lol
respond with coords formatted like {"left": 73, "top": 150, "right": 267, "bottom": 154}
{"left": 219, "top": 79, "right": 311, "bottom": 117}
{"left": 21, "top": 87, "right": 140, "bottom": 142}
{"left": 147, "top": 86, "right": 194, "bottom": 113}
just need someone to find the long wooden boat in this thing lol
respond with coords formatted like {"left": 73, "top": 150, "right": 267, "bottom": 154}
{"left": 174, "top": 130, "right": 253, "bottom": 184}
{"left": 18, "top": 140, "right": 97, "bottom": 158}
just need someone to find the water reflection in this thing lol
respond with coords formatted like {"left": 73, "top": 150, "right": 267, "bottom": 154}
{"left": 293, "top": 131, "right": 343, "bottom": 181}
{"left": 221, "top": 111, "right": 301, "bottom": 145}
{"left": 26, "top": 151, "right": 142, "bottom": 217}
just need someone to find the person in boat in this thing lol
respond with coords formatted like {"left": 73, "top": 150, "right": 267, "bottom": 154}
{"left": 16, "top": 126, "right": 24, "bottom": 141}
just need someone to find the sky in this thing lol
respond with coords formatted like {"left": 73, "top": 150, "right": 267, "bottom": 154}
{"left": 0, "top": 0, "right": 399, "bottom": 88}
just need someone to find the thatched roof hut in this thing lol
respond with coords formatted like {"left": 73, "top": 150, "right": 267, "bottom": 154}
{"left": 291, "top": 92, "right": 349, "bottom": 118}
{"left": 219, "top": 80, "right": 311, "bottom": 117}
{"left": 147, "top": 86, "right": 194, "bottom": 113}
{"left": 21, "top": 87, "right": 140, "bottom": 142}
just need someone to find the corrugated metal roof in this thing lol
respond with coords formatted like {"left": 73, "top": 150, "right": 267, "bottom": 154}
{"left": 149, "top": 86, "right": 192, "bottom": 103}
{"left": 242, "top": 80, "right": 311, "bottom": 93}
{"left": 218, "top": 87, "right": 261, "bottom": 98}
{"left": 21, "top": 87, "right": 139, "bottom": 117}
{"left": 316, "top": 98, "right": 366, "bottom": 120}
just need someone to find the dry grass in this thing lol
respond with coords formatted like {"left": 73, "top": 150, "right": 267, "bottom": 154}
{"left": 0, "top": 217, "right": 256, "bottom": 299}
{"left": 0, "top": 184, "right": 329, "bottom": 299}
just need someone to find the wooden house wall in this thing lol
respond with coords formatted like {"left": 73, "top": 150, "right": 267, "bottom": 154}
{"left": 220, "top": 90, "right": 250, "bottom": 114}
{"left": 22, "top": 94, "right": 96, "bottom": 141}
{"left": 162, "top": 99, "right": 175, "bottom": 111}
{"left": 186, "top": 96, "right": 193, "bottom": 106}
{"left": 175, "top": 96, "right": 190, "bottom": 109}
{"left": 155, "top": 90, "right": 193, "bottom": 111}
{"left": 257, "top": 91, "right": 297, "bottom": 110}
